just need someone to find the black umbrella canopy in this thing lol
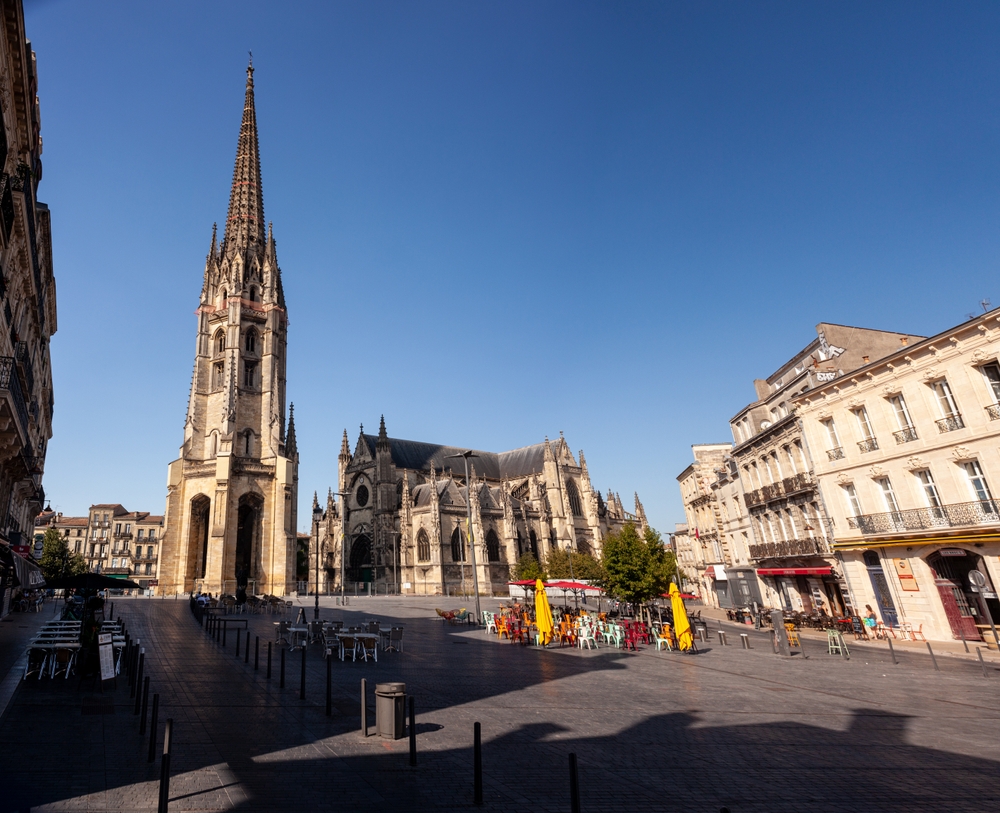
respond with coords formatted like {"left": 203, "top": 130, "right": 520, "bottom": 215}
{"left": 44, "top": 573, "right": 142, "bottom": 590}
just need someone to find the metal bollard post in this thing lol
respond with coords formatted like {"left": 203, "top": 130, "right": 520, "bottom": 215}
{"left": 133, "top": 650, "right": 144, "bottom": 703}
{"left": 147, "top": 693, "right": 159, "bottom": 763}
{"left": 157, "top": 718, "right": 172, "bottom": 813}
{"left": 267, "top": 642, "right": 272, "bottom": 679}
{"left": 473, "top": 721, "right": 483, "bottom": 806}
{"left": 361, "top": 678, "right": 368, "bottom": 736}
{"left": 326, "top": 653, "right": 332, "bottom": 716}
{"left": 255, "top": 637, "right": 259, "bottom": 670}
{"left": 235, "top": 629, "right": 241, "bottom": 658}
{"left": 887, "top": 637, "right": 898, "bottom": 664}
{"left": 740, "top": 633, "right": 750, "bottom": 650}
{"left": 110, "top": 602, "right": 114, "bottom": 621}
{"left": 977, "top": 647, "right": 989, "bottom": 678}
{"left": 222, "top": 621, "right": 227, "bottom": 648}
{"left": 958, "top": 624, "right": 970, "bottom": 653}
{"left": 839, "top": 632, "right": 850, "bottom": 660}
{"left": 300, "top": 647, "right": 306, "bottom": 701}
{"left": 280, "top": 648, "right": 286, "bottom": 688}
{"left": 718, "top": 630, "right": 727, "bottom": 646}
{"left": 926, "top": 641, "right": 940, "bottom": 671}
{"left": 409, "top": 696, "right": 417, "bottom": 766}
{"left": 245, "top": 631, "right": 250, "bottom": 664}
{"left": 569, "top": 752, "right": 581, "bottom": 813}
{"left": 139, "top": 676, "right": 150, "bottom": 734}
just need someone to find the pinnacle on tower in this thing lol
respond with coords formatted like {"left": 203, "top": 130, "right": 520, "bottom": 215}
{"left": 378, "top": 414, "right": 387, "bottom": 439}
{"left": 339, "top": 429, "right": 350, "bottom": 457}
{"left": 312, "top": 491, "right": 319, "bottom": 510}
{"left": 222, "top": 59, "right": 265, "bottom": 259}
{"left": 285, "top": 403, "right": 297, "bottom": 458}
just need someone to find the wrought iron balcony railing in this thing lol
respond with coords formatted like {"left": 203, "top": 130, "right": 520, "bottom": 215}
{"left": 893, "top": 427, "right": 918, "bottom": 444}
{"left": 782, "top": 472, "right": 815, "bottom": 496}
{"left": 827, "top": 446, "right": 845, "bottom": 461}
{"left": 857, "top": 437, "right": 879, "bottom": 453}
{"left": 986, "top": 404, "right": 1000, "bottom": 421}
{"left": 848, "top": 499, "right": 1000, "bottom": 535}
{"left": 761, "top": 482, "right": 784, "bottom": 501}
{"left": 936, "top": 414, "right": 965, "bottom": 433}
{"left": 749, "top": 537, "right": 828, "bottom": 560}
{"left": 0, "top": 355, "right": 29, "bottom": 438}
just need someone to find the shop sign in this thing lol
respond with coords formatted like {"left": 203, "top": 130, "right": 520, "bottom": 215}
{"left": 148, "top": 580, "right": 159, "bottom": 587}
{"left": 11, "top": 545, "right": 30, "bottom": 558}
{"left": 893, "top": 558, "right": 920, "bottom": 592}
{"left": 940, "top": 548, "right": 967, "bottom": 557}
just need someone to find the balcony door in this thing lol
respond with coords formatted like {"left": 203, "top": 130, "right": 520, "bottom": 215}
{"left": 862, "top": 551, "right": 898, "bottom": 626}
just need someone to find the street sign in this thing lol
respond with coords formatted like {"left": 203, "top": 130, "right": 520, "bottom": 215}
{"left": 969, "top": 570, "right": 987, "bottom": 588}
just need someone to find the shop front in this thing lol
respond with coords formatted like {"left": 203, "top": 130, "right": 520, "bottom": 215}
{"left": 705, "top": 565, "right": 732, "bottom": 608}
{"left": 755, "top": 565, "right": 847, "bottom": 616}
{"left": 726, "top": 567, "right": 764, "bottom": 608}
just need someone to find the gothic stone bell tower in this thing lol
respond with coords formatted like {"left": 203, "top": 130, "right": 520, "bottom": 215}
{"left": 159, "top": 62, "right": 298, "bottom": 596}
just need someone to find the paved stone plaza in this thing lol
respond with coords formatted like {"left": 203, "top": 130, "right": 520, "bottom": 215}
{"left": 1, "top": 596, "right": 998, "bottom": 812}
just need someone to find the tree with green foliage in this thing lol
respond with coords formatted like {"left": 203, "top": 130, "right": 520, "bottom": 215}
{"left": 38, "top": 528, "right": 87, "bottom": 581}
{"left": 545, "top": 549, "right": 606, "bottom": 582}
{"left": 513, "top": 552, "right": 546, "bottom": 581}
{"left": 600, "top": 523, "right": 673, "bottom": 608}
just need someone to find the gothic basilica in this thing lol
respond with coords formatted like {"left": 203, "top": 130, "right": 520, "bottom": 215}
{"left": 158, "top": 63, "right": 298, "bottom": 596}
{"left": 309, "top": 419, "right": 646, "bottom": 596}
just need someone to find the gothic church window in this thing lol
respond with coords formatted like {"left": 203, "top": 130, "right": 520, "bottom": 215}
{"left": 244, "top": 431, "right": 253, "bottom": 456}
{"left": 451, "top": 527, "right": 466, "bottom": 562}
{"left": 248, "top": 286, "right": 258, "bottom": 302}
{"left": 417, "top": 529, "right": 430, "bottom": 563}
{"left": 486, "top": 529, "right": 500, "bottom": 562}
{"left": 243, "top": 361, "right": 257, "bottom": 389}
{"left": 214, "top": 330, "right": 226, "bottom": 356}
{"left": 212, "top": 362, "right": 224, "bottom": 390}
{"left": 356, "top": 484, "right": 369, "bottom": 507}
{"left": 567, "top": 480, "right": 583, "bottom": 517}
{"left": 245, "top": 328, "right": 257, "bottom": 354}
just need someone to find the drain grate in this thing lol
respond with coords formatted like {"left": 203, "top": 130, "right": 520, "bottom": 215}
{"left": 81, "top": 697, "right": 115, "bottom": 715}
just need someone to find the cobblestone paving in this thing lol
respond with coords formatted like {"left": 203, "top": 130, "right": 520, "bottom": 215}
{"left": 1, "top": 596, "right": 998, "bottom": 812}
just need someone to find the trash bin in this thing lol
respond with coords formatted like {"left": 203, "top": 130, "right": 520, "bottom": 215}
{"left": 375, "top": 682, "right": 406, "bottom": 740}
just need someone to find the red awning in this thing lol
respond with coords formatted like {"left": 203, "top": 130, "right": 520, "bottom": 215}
{"left": 756, "top": 567, "right": 833, "bottom": 577}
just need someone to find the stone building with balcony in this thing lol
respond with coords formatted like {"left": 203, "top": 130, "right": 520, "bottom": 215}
{"left": 0, "top": 1, "right": 56, "bottom": 574}
{"left": 729, "top": 323, "right": 923, "bottom": 616}
{"left": 676, "top": 443, "right": 733, "bottom": 608}
{"left": 795, "top": 308, "right": 1000, "bottom": 643}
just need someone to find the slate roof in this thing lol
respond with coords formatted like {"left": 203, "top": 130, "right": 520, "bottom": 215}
{"left": 361, "top": 435, "right": 549, "bottom": 480}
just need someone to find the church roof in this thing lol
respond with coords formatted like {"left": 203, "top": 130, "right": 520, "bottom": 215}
{"left": 360, "top": 435, "right": 549, "bottom": 480}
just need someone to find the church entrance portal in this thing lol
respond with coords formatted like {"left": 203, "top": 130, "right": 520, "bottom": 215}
{"left": 187, "top": 495, "right": 211, "bottom": 587}
{"left": 235, "top": 495, "right": 262, "bottom": 599}
{"left": 349, "top": 535, "right": 372, "bottom": 585}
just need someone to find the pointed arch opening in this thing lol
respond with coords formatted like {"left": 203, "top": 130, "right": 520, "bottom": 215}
{"left": 186, "top": 495, "right": 211, "bottom": 585}
{"left": 451, "top": 527, "right": 466, "bottom": 562}
{"left": 245, "top": 327, "right": 258, "bottom": 354}
{"left": 349, "top": 535, "right": 372, "bottom": 583}
{"left": 485, "top": 528, "right": 501, "bottom": 562}
{"left": 214, "top": 329, "right": 226, "bottom": 357}
{"left": 567, "top": 479, "right": 583, "bottom": 517}
{"left": 416, "top": 528, "right": 430, "bottom": 563}
{"left": 235, "top": 493, "right": 263, "bottom": 589}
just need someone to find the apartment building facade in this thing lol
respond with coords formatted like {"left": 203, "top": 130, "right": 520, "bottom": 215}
{"left": 795, "top": 309, "right": 1000, "bottom": 643}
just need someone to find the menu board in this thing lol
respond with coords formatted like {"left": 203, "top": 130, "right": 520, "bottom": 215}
{"left": 98, "top": 633, "right": 115, "bottom": 682}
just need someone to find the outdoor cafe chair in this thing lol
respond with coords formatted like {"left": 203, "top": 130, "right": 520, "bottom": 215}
{"left": 655, "top": 625, "right": 674, "bottom": 652}
{"left": 577, "top": 624, "right": 598, "bottom": 650}
{"left": 383, "top": 627, "right": 404, "bottom": 652}
{"left": 358, "top": 635, "right": 378, "bottom": 663}
{"left": 275, "top": 621, "right": 290, "bottom": 646}
{"left": 483, "top": 612, "right": 497, "bottom": 635}
{"left": 339, "top": 635, "right": 357, "bottom": 662}
{"left": 51, "top": 648, "right": 76, "bottom": 680}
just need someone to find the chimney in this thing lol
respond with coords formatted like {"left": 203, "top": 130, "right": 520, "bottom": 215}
{"left": 862, "top": 355, "right": 870, "bottom": 364}
{"left": 900, "top": 337, "right": 908, "bottom": 346}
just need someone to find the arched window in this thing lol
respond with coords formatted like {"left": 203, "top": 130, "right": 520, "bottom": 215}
{"left": 486, "top": 529, "right": 500, "bottom": 562}
{"left": 245, "top": 329, "right": 257, "bottom": 354}
{"left": 451, "top": 527, "right": 465, "bottom": 562}
{"left": 214, "top": 330, "right": 226, "bottom": 356}
{"left": 567, "top": 480, "right": 583, "bottom": 517}
{"left": 863, "top": 551, "right": 880, "bottom": 567}
{"left": 417, "top": 529, "right": 430, "bottom": 563}
{"left": 244, "top": 431, "right": 253, "bottom": 456}
{"left": 529, "top": 529, "right": 538, "bottom": 558}
{"left": 248, "top": 286, "right": 258, "bottom": 302}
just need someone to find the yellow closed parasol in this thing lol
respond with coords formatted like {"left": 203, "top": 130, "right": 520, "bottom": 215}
{"left": 669, "top": 582, "right": 693, "bottom": 651}
{"left": 534, "top": 578, "right": 554, "bottom": 645}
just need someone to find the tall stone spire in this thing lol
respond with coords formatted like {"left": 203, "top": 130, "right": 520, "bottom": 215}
{"left": 285, "top": 402, "right": 297, "bottom": 458}
{"left": 222, "top": 59, "right": 266, "bottom": 259}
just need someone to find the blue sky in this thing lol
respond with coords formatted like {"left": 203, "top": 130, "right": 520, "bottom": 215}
{"left": 24, "top": 1, "right": 1000, "bottom": 534}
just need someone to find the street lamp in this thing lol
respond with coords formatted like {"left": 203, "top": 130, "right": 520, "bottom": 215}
{"left": 312, "top": 502, "right": 323, "bottom": 620}
{"left": 446, "top": 451, "right": 481, "bottom": 625}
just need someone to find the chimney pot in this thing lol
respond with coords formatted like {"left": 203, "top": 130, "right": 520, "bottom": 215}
{"left": 862, "top": 355, "right": 870, "bottom": 363}
{"left": 900, "top": 337, "right": 908, "bottom": 346}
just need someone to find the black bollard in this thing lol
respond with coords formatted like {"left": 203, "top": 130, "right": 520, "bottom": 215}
{"left": 222, "top": 621, "right": 227, "bottom": 648}
{"left": 147, "top": 693, "right": 159, "bottom": 763}
{"left": 139, "top": 676, "right": 150, "bottom": 733}
{"left": 280, "top": 648, "right": 286, "bottom": 688}
{"left": 408, "top": 696, "right": 416, "bottom": 766}
{"left": 569, "top": 752, "right": 581, "bottom": 813}
{"left": 958, "top": 623, "right": 970, "bottom": 653}
{"left": 361, "top": 678, "right": 368, "bottom": 737}
{"left": 473, "top": 721, "right": 483, "bottom": 806}
{"left": 109, "top": 601, "right": 114, "bottom": 621}
{"left": 300, "top": 647, "right": 306, "bottom": 701}
{"left": 267, "top": 642, "right": 272, "bottom": 679}
{"left": 131, "top": 647, "right": 143, "bottom": 698}
{"left": 134, "top": 651, "right": 145, "bottom": 711}
{"left": 245, "top": 632, "right": 250, "bottom": 664}
{"left": 977, "top": 647, "right": 989, "bottom": 678}
{"left": 236, "top": 629, "right": 241, "bottom": 658}
{"left": 887, "top": 637, "right": 898, "bottom": 664}
{"left": 326, "top": 653, "right": 332, "bottom": 716}
{"left": 158, "top": 718, "right": 172, "bottom": 813}
{"left": 255, "top": 636, "right": 259, "bottom": 670}
{"left": 926, "top": 641, "right": 940, "bottom": 671}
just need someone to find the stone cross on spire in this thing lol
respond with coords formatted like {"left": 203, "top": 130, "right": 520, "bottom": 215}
{"left": 223, "top": 58, "right": 265, "bottom": 259}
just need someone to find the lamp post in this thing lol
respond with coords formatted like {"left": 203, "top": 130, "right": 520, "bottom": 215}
{"left": 312, "top": 502, "right": 323, "bottom": 620}
{"left": 446, "top": 451, "right": 481, "bottom": 625}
